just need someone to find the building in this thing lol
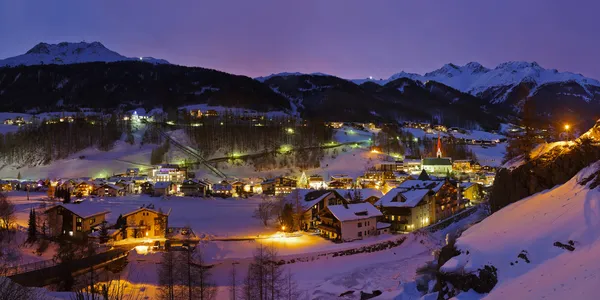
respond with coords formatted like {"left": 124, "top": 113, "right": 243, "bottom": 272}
{"left": 452, "top": 160, "right": 472, "bottom": 173}
{"left": 318, "top": 203, "right": 382, "bottom": 242}
{"left": 421, "top": 135, "right": 452, "bottom": 175}
{"left": 180, "top": 179, "right": 209, "bottom": 197}
{"left": 398, "top": 177, "right": 459, "bottom": 222}
{"left": 94, "top": 184, "right": 126, "bottom": 197}
{"left": 308, "top": 175, "right": 327, "bottom": 189}
{"left": 126, "top": 168, "right": 140, "bottom": 176}
{"left": 376, "top": 161, "right": 403, "bottom": 172}
{"left": 261, "top": 177, "right": 297, "bottom": 195}
{"left": 460, "top": 182, "right": 484, "bottom": 203}
{"left": 403, "top": 158, "right": 422, "bottom": 174}
{"left": 44, "top": 204, "right": 109, "bottom": 238}
{"left": 151, "top": 164, "right": 187, "bottom": 183}
{"left": 154, "top": 181, "right": 177, "bottom": 197}
{"left": 335, "top": 188, "right": 383, "bottom": 204}
{"left": 375, "top": 188, "right": 433, "bottom": 232}
{"left": 120, "top": 207, "right": 169, "bottom": 239}
{"left": 140, "top": 181, "right": 154, "bottom": 195}
{"left": 284, "top": 189, "right": 347, "bottom": 230}
{"left": 212, "top": 181, "right": 233, "bottom": 197}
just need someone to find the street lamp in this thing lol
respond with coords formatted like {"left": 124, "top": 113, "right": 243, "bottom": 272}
{"left": 564, "top": 124, "right": 570, "bottom": 141}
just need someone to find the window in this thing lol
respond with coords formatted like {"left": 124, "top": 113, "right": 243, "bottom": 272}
{"left": 357, "top": 222, "right": 362, "bottom": 228}
{"left": 391, "top": 215, "right": 395, "bottom": 221}
{"left": 76, "top": 217, "right": 82, "bottom": 222}
{"left": 76, "top": 226, "right": 82, "bottom": 232}
{"left": 358, "top": 232, "right": 362, "bottom": 237}
{"left": 89, "top": 218, "right": 95, "bottom": 225}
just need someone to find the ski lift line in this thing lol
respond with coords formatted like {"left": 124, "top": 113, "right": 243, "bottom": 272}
{"left": 157, "top": 129, "right": 226, "bottom": 178}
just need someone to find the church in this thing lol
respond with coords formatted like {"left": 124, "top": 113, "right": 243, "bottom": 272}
{"left": 421, "top": 134, "right": 453, "bottom": 175}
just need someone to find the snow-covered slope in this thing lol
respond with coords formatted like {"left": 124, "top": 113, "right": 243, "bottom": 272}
{"left": 352, "top": 61, "right": 600, "bottom": 103}
{"left": 441, "top": 161, "right": 600, "bottom": 299}
{"left": 0, "top": 42, "right": 169, "bottom": 67}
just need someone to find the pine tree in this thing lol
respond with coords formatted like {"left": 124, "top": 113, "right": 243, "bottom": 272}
{"left": 99, "top": 221, "right": 109, "bottom": 243}
{"left": 27, "top": 208, "right": 37, "bottom": 243}
{"left": 17, "top": 172, "right": 21, "bottom": 180}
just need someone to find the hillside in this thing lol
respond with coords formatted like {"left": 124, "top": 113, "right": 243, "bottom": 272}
{"left": 0, "top": 61, "right": 290, "bottom": 112}
{"left": 436, "top": 161, "right": 600, "bottom": 299}
{"left": 490, "top": 119, "right": 600, "bottom": 212}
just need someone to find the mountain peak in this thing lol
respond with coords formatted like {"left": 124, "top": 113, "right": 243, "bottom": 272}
{"left": 3, "top": 41, "right": 169, "bottom": 67}
{"left": 495, "top": 61, "right": 542, "bottom": 70}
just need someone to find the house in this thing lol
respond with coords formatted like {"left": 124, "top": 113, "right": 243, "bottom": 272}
{"left": 308, "top": 175, "right": 327, "bottom": 189}
{"left": 335, "top": 188, "right": 383, "bottom": 205}
{"left": 126, "top": 168, "right": 140, "bottom": 176}
{"left": 460, "top": 182, "right": 484, "bottom": 203}
{"left": 375, "top": 188, "right": 434, "bottom": 232}
{"left": 44, "top": 204, "right": 110, "bottom": 238}
{"left": 120, "top": 207, "right": 170, "bottom": 239}
{"left": 94, "top": 184, "right": 125, "bottom": 197}
{"left": 452, "top": 160, "right": 472, "bottom": 173}
{"left": 403, "top": 158, "right": 422, "bottom": 174}
{"left": 230, "top": 181, "right": 245, "bottom": 195}
{"left": 0, "top": 180, "right": 12, "bottom": 192}
{"left": 140, "top": 181, "right": 154, "bottom": 195}
{"left": 284, "top": 189, "right": 347, "bottom": 230}
{"left": 318, "top": 203, "right": 382, "bottom": 242}
{"left": 399, "top": 178, "right": 459, "bottom": 222}
{"left": 261, "top": 177, "right": 297, "bottom": 195}
{"left": 212, "top": 181, "right": 233, "bottom": 197}
{"left": 180, "top": 179, "right": 208, "bottom": 197}
{"left": 154, "top": 181, "right": 176, "bottom": 197}
{"left": 329, "top": 174, "right": 353, "bottom": 188}
{"left": 73, "top": 181, "right": 95, "bottom": 197}
{"left": 204, "top": 110, "right": 218, "bottom": 117}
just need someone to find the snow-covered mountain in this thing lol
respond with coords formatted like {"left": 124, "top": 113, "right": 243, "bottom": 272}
{"left": 255, "top": 72, "right": 331, "bottom": 82}
{"left": 352, "top": 61, "right": 600, "bottom": 103}
{"left": 0, "top": 42, "right": 169, "bottom": 67}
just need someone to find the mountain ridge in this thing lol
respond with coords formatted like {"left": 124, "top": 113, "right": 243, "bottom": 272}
{"left": 0, "top": 41, "right": 169, "bottom": 67}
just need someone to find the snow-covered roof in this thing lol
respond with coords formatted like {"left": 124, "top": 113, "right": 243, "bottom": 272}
{"left": 154, "top": 181, "right": 172, "bottom": 189}
{"left": 47, "top": 203, "right": 110, "bottom": 219}
{"left": 284, "top": 189, "right": 336, "bottom": 210}
{"left": 334, "top": 188, "right": 383, "bottom": 200}
{"left": 327, "top": 203, "right": 382, "bottom": 222}
{"left": 398, "top": 180, "right": 444, "bottom": 192}
{"left": 375, "top": 188, "right": 430, "bottom": 208}
{"left": 377, "top": 222, "right": 391, "bottom": 230}
{"left": 460, "top": 182, "right": 477, "bottom": 190}
{"left": 123, "top": 206, "right": 170, "bottom": 218}
{"left": 98, "top": 183, "right": 123, "bottom": 190}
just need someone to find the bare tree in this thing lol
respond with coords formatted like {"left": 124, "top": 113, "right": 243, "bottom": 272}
{"left": 242, "top": 244, "right": 292, "bottom": 300}
{"left": 230, "top": 262, "right": 239, "bottom": 300}
{"left": 158, "top": 251, "right": 177, "bottom": 300}
{"left": 253, "top": 198, "right": 275, "bottom": 227}
{"left": 0, "top": 277, "right": 33, "bottom": 300}
{"left": 0, "top": 194, "right": 15, "bottom": 241}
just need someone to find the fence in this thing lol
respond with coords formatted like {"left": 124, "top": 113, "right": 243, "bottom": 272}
{"left": 3, "top": 258, "right": 57, "bottom": 276}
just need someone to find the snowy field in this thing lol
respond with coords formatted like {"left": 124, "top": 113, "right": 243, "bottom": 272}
{"left": 441, "top": 161, "right": 600, "bottom": 299}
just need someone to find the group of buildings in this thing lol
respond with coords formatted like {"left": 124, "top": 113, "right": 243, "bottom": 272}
{"left": 280, "top": 168, "right": 484, "bottom": 242}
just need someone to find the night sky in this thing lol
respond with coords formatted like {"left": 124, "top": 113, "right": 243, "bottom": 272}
{"left": 1, "top": 0, "right": 598, "bottom": 79}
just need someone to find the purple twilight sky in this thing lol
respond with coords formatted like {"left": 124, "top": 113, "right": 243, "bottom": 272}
{"left": 1, "top": 0, "right": 599, "bottom": 80}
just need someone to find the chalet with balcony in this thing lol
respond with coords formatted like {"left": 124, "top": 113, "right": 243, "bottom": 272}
{"left": 119, "top": 206, "right": 170, "bottom": 240}
{"left": 154, "top": 181, "right": 177, "bottom": 197}
{"left": 375, "top": 187, "right": 434, "bottom": 232}
{"left": 44, "top": 204, "right": 109, "bottom": 238}
{"left": 261, "top": 176, "right": 297, "bottom": 195}
{"left": 318, "top": 203, "right": 382, "bottom": 242}
{"left": 284, "top": 189, "right": 348, "bottom": 230}
{"left": 94, "top": 183, "right": 126, "bottom": 197}
{"left": 180, "top": 179, "right": 209, "bottom": 197}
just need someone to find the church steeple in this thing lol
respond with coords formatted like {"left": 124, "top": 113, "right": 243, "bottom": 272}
{"left": 436, "top": 133, "right": 442, "bottom": 158}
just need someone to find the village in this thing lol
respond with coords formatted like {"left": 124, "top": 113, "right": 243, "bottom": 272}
{"left": 0, "top": 129, "right": 493, "bottom": 248}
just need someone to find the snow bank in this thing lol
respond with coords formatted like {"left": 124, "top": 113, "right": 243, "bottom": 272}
{"left": 441, "top": 161, "right": 600, "bottom": 299}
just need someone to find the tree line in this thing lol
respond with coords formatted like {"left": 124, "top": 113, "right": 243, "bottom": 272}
{"left": 0, "top": 113, "right": 129, "bottom": 167}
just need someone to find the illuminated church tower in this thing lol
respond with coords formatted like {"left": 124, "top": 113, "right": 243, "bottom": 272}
{"left": 436, "top": 134, "right": 442, "bottom": 158}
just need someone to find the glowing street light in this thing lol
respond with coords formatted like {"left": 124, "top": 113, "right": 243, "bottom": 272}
{"left": 281, "top": 225, "right": 286, "bottom": 231}
{"left": 286, "top": 128, "right": 294, "bottom": 134}
{"left": 564, "top": 124, "right": 570, "bottom": 131}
